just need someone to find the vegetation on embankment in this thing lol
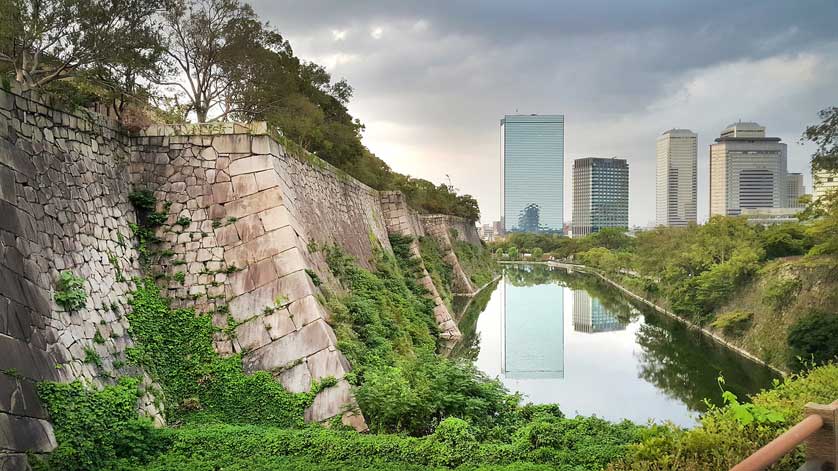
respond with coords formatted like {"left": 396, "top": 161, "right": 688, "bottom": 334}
{"left": 493, "top": 212, "right": 838, "bottom": 372}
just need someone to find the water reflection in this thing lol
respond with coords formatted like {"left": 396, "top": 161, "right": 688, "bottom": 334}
{"left": 503, "top": 271, "right": 564, "bottom": 379}
{"left": 456, "top": 264, "right": 778, "bottom": 426}
{"left": 572, "top": 290, "right": 627, "bottom": 333}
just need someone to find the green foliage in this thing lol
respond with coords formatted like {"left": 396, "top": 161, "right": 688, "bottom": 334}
{"left": 417, "top": 236, "right": 453, "bottom": 304}
{"left": 304, "top": 268, "right": 321, "bottom": 286}
{"left": 127, "top": 190, "right": 157, "bottom": 211}
{"left": 55, "top": 271, "right": 87, "bottom": 311}
{"left": 452, "top": 240, "right": 497, "bottom": 288}
{"left": 173, "top": 271, "right": 186, "bottom": 283}
{"left": 125, "top": 278, "right": 313, "bottom": 425}
{"left": 612, "top": 365, "right": 838, "bottom": 470}
{"left": 325, "top": 245, "right": 520, "bottom": 437}
{"left": 788, "top": 312, "right": 838, "bottom": 370}
{"left": 760, "top": 223, "right": 812, "bottom": 259}
{"left": 507, "top": 246, "right": 519, "bottom": 260}
{"left": 118, "top": 413, "right": 642, "bottom": 471}
{"left": 34, "top": 378, "right": 171, "bottom": 471}
{"left": 710, "top": 311, "right": 753, "bottom": 334}
{"left": 175, "top": 216, "right": 192, "bottom": 228}
{"left": 763, "top": 277, "right": 801, "bottom": 310}
{"left": 83, "top": 346, "right": 102, "bottom": 368}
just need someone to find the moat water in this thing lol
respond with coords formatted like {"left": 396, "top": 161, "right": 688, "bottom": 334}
{"left": 451, "top": 264, "right": 779, "bottom": 426}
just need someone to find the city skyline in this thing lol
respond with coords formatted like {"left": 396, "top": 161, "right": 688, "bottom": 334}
{"left": 252, "top": 1, "right": 838, "bottom": 226}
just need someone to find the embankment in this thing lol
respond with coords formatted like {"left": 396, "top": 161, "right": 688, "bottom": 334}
{"left": 0, "top": 87, "right": 486, "bottom": 464}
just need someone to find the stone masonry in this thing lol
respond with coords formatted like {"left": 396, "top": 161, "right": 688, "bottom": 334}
{"left": 129, "top": 123, "right": 373, "bottom": 430}
{"left": 380, "top": 191, "right": 462, "bottom": 338}
{"left": 0, "top": 88, "right": 162, "bottom": 468}
{"left": 1, "top": 87, "right": 485, "bottom": 463}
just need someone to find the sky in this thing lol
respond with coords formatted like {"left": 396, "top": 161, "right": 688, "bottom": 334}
{"left": 251, "top": 0, "right": 838, "bottom": 227}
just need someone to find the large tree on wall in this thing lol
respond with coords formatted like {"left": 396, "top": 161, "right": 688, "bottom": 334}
{"left": 0, "top": 0, "right": 164, "bottom": 92}
{"left": 160, "top": 0, "right": 277, "bottom": 123}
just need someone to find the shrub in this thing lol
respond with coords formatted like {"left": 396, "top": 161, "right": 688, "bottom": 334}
{"left": 763, "top": 277, "right": 801, "bottom": 311}
{"left": 35, "top": 378, "right": 171, "bottom": 471}
{"left": 710, "top": 310, "right": 753, "bottom": 334}
{"left": 788, "top": 312, "right": 838, "bottom": 370}
{"left": 55, "top": 271, "right": 87, "bottom": 311}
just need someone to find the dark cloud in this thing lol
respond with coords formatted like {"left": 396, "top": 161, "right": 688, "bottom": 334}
{"left": 251, "top": 0, "right": 838, "bottom": 225}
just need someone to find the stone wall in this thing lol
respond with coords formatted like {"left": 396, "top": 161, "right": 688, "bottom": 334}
{"left": 0, "top": 89, "right": 485, "bottom": 463}
{"left": 381, "top": 192, "right": 460, "bottom": 339}
{"left": 0, "top": 88, "right": 162, "bottom": 467}
{"left": 420, "top": 215, "right": 481, "bottom": 295}
{"left": 128, "top": 124, "right": 371, "bottom": 430}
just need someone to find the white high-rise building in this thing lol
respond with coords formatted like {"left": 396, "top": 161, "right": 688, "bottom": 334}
{"left": 813, "top": 169, "right": 838, "bottom": 202}
{"left": 709, "top": 122, "right": 788, "bottom": 217}
{"left": 786, "top": 173, "right": 805, "bottom": 208}
{"left": 656, "top": 129, "right": 697, "bottom": 227}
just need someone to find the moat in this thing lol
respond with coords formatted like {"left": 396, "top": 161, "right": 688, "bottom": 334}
{"left": 452, "top": 264, "right": 779, "bottom": 426}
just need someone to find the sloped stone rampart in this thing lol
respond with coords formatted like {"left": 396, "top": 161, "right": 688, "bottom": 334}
{"left": 0, "top": 88, "right": 485, "bottom": 460}
{"left": 0, "top": 88, "right": 163, "bottom": 465}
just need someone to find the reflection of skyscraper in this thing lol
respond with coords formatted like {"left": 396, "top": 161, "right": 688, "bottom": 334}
{"left": 502, "top": 273, "right": 564, "bottom": 378}
{"left": 572, "top": 290, "right": 626, "bottom": 333}
{"left": 501, "top": 114, "right": 564, "bottom": 233}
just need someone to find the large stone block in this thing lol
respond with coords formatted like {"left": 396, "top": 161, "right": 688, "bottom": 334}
{"left": 223, "top": 187, "right": 283, "bottom": 219}
{"left": 0, "top": 412, "right": 56, "bottom": 453}
{"left": 234, "top": 213, "right": 264, "bottom": 243}
{"left": 272, "top": 247, "right": 307, "bottom": 278}
{"left": 259, "top": 206, "right": 291, "bottom": 232}
{"left": 228, "top": 154, "right": 273, "bottom": 176}
{"left": 212, "top": 134, "right": 251, "bottom": 154}
{"left": 234, "top": 317, "right": 272, "bottom": 351}
{"left": 263, "top": 308, "right": 296, "bottom": 339}
{"left": 306, "top": 348, "right": 350, "bottom": 381}
{"left": 276, "top": 361, "right": 311, "bottom": 393}
{"left": 242, "top": 319, "right": 334, "bottom": 372}
{"left": 287, "top": 294, "right": 328, "bottom": 328}
{"left": 304, "top": 379, "right": 366, "bottom": 432}
{"left": 224, "top": 225, "right": 296, "bottom": 268}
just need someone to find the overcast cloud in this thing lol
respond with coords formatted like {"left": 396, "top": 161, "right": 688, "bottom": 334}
{"left": 251, "top": 0, "right": 838, "bottom": 226}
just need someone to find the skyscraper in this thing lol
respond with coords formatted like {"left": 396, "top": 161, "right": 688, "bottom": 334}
{"left": 572, "top": 157, "right": 629, "bottom": 237}
{"left": 709, "top": 122, "right": 788, "bottom": 216}
{"left": 501, "top": 114, "right": 564, "bottom": 233}
{"left": 786, "top": 173, "right": 805, "bottom": 208}
{"left": 656, "top": 129, "right": 697, "bottom": 227}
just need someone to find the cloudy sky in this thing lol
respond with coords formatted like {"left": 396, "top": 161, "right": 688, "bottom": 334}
{"left": 251, "top": 0, "right": 838, "bottom": 226}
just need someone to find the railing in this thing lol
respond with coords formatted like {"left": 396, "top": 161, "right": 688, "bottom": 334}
{"left": 731, "top": 401, "right": 837, "bottom": 471}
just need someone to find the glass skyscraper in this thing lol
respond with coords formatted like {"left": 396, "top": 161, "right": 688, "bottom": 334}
{"left": 501, "top": 114, "right": 564, "bottom": 233}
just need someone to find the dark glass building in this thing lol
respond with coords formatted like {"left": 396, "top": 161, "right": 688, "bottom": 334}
{"left": 501, "top": 114, "right": 564, "bottom": 233}
{"left": 572, "top": 157, "right": 629, "bottom": 237}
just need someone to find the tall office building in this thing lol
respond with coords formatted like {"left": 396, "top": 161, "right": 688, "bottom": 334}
{"left": 501, "top": 114, "right": 564, "bottom": 233}
{"left": 656, "top": 129, "right": 697, "bottom": 227}
{"left": 786, "top": 173, "right": 806, "bottom": 208}
{"left": 572, "top": 157, "right": 629, "bottom": 237}
{"left": 709, "top": 122, "right": 788, "bottom": 216}
{"left": 813, "top": 169, "right": 838, "bottom": 202}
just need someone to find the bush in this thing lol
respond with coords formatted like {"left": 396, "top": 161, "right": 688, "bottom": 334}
{"left": 788, "top": 312, "right": 838, "bottom": 370}
{"left": 763, "top": 277, "right": 801, "bottom": 310}
{"left": 55, "top": 271, "right": 87, "bottom": 311}
{"left": 126, "top": 279, "right": 313, "bottom": 426}
{"left": 710, "top": 311, "right": 753, "bottom": 334}
{"left": 35, "top": 378, "right": 171, "bottom": 471}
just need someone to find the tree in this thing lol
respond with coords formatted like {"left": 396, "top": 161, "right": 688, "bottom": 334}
{"left": 507, "top": 246, "right": 519, "bottom": 261}
{"left": 0, "top": 0, "right": 165, "bottom": 91}
{"left": 161, "top": 0, "right": 274, "bottom": 122}
{"left": 531, "top": 247, "right": 544, "bottom": 261}
{"left": 803, "top": 106, "right": 838, "bottom": 172}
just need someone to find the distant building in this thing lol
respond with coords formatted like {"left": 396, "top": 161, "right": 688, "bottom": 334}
{"left": 481, "top": 223, "right": 495, "bottom": 241}
{"left": 572, "top": 290, "right": 626, "bottom": 333}
{"left": 501, "top": 114, "right": 564, "bottom": 233}
{"left": 741, "top": 207, "right": 801, "bottom": 226}
{"left": 813, "top": 169, "right": 838, "bottom": 202}
{"left": 492, "top": 220, "right": 504, "bottom": 238}
{"left": 656, "top": 129, "right": 697, "bottom": 227}
{"left": 572, "top": 157, "right": 629, "bottom": 237}
{"left": 786, "top": 173, "right": 806, "bottom": 209}
{"left": 709, "top": 122, "right": 788, "bottom": 216}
